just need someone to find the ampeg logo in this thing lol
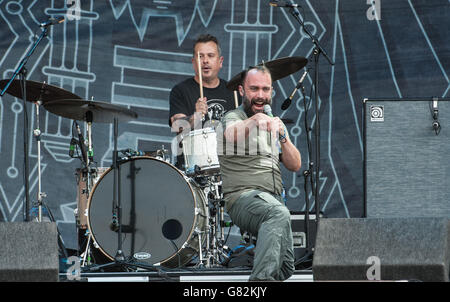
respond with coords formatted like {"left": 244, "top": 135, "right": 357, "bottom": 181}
{"left": 370, "top": 105, "right": 384, "bottom": 122}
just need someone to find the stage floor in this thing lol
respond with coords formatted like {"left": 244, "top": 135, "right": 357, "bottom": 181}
{"left": 60, "top": 268, "right": 314, "bottom": 282}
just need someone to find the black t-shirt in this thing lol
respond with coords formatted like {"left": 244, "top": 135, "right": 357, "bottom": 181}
{"left": 169, "top": 77, "right": 238, "bottom": 127}
{"left": 169, "top": 77, "right": 239, "bottom": 169}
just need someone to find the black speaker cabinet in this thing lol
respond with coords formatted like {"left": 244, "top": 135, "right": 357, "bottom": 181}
{"left": 0, "top": 222, "right": 59, "bottom": 282}
{"left": 312, "top": 218, "right": 450, "bottom": 281}
{"left": 363, "top": 98, "right": 450, "bottom": 218}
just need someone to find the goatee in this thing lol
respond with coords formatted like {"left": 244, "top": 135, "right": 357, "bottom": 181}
{"left": 242, "top": 96, "right": 271, "bottom": 118}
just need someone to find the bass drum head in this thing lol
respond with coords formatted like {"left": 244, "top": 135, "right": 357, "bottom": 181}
{"left": 87, "top": 156, "right": 202, "bottom": 267}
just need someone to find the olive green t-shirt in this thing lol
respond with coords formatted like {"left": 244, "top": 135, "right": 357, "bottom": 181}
{"left": 217, "top": 106, "right": 284, "bottom": 211}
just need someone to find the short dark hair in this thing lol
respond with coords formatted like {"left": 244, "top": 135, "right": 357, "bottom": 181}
{"left": 193, "top": 34, "right": 222, "bottom": 56}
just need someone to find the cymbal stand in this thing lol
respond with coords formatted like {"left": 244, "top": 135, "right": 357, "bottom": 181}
{"left": 33, "top": 99, "right": 46, "bottom": 222}
{"left": 0, "top": 25, "right": 49, "bottom": 221}
{"left": 84, "top": 111, "right": 94, "bottom": 203}
{"left": 77, "top": 111, "right": 98, "bottom": 267}
{"left": 30, "top": 85, "right": 69, "bottom": 258}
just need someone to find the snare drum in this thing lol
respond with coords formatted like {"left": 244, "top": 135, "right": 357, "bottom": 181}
{"left": 182, "top": 127, "right": 220, "bottom": 175}
{"left": 86, "top": 156, "right": 207, "bottom": 268}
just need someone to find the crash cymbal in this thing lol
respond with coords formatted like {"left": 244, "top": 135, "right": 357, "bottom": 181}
{"left": 226, "top": 56, "right": 308, "bottom": 91}
{"left": 43, "top": 99, "right": 138, "bottom": 123}
{"left": 0, "top": 79, "right": 81, "bottom": 102}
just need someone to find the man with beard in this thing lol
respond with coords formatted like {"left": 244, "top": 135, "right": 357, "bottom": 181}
{"left": 218, "top": 65, "right": 301, "bottom": 281}
{"left": 169, "top": 34, "right": 237, "bottom": 169}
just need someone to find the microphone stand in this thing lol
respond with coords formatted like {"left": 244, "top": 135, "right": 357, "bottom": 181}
{"left": 287, "top": 5, "right": 333, "bottom": 254}
{"left": 112, "top": 117, "right": 125, "bottom": 262}
{"left": 0, "top": 26, "right": 50, "bottom": 221}
{"left": 84, "top": 117, "right": 157, "bottom": 273}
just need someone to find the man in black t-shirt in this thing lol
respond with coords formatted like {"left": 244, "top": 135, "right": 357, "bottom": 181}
{"left": 169, "top": 34, "right": 238, "bottom": 168}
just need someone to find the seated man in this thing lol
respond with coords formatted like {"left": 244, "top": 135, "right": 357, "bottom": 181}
{"left": 169, "top": 34, "right": 237, "bottom": 169}
{"left": 218, "top": 65, "right": 302, "bottom": 281}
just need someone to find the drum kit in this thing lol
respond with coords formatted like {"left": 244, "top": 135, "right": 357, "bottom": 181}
{"left": 0, "top": 55, "right": 308, "bottom": 272}
{"left": 0, "top": 79, "right": 233, "bottom": 270}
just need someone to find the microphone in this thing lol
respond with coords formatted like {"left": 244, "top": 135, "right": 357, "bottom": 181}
{"left": 68, "top": 138, "right": 78, "bottom": 158}
{"left": 75, "top": 122, "right": 87, "bottom": 163}
{"left": 263, "top": 104, "right": 274, "bottom": 117}
{"left": 281, "top": 69, "right": 309, "bottom": 110}
{"left": 269, "top": 1, "right": 299, "bottom": 8}
{"left": 39, "top": 16, "right": 65, "bottom": 28}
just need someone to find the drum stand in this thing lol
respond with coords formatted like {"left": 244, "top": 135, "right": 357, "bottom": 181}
{"left": 196, "top": 175, "right": 230, "bottom": 268}
{"left": 32, "top": 95, "right": 68, "bottom": 258}
{"left": 33, "top": 100, "right": 45, "bottom": 222}
{"left": 72, "top": 113, "right": 99, "bottom": 267}
{"left": 77, "top": 167, "right": 100, "bottom": 268}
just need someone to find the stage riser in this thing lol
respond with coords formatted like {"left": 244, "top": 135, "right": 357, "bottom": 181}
{"left": 312, "top": 218, "right": 450, "bottom": 282}
{"left": 0, "top": 222, "right": 59, "bottom": 282}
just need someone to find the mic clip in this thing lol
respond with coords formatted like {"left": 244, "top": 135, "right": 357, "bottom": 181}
{"left": 69, "top": 138, "right": 79, "bottom": 158}
{"left": 431, "top": 97, "right": 440, "bottom": 135}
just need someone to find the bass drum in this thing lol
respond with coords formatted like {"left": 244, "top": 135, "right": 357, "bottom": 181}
{"left": 87, "top": 156, "right": 207, "bottom": 268}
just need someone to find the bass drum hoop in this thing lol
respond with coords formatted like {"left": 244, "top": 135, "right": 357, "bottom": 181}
{"left": 86, "top": 156, "right": 207, "bottom": 268}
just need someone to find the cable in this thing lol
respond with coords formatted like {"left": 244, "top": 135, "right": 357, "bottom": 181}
{"left": 169, "top": 240, "right": 182, "bottom": 269}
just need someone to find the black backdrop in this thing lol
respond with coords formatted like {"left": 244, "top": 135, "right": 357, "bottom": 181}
{"left": 0, "top": 0, "right": 448, "bottom": 250}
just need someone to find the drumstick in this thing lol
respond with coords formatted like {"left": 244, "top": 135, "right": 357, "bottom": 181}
{"left": 197, "top": 51, "right": 205, "bottom": 121}
{"left": 197, "top": 51, "right": 204, "bottom": 99}
{"left": 234, "top": 91, "right": 239, "bottom": 108}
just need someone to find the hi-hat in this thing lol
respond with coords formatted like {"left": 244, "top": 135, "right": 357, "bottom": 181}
{"left": 226, "top": 56, "right": 308, "bottom": 91}
{"left": 43, "top": 99, "right": 138, "bottom": 123}
{"left": 0, "top": 79, "right": 81, "bottom": 102}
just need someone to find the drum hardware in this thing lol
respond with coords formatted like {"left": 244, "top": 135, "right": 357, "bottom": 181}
{"left": 191, "top": 175, "right": 231, "bottom": 268}
{"left": 86, "top": 119, "right": 168, "bottom": 273}
{"left": 85, "top": 156, "right": 208, "bottom": 270}
{"left": 0, "top": 15, "right": 79, "bottom": 220}
{"left": 75, "top": 167, "right": 107, "bottom": 230}
{"left": 29, "top": 87, "right": 69, "bottom": 259}
{"left": 44, "top": 97, "right": 138, "bottom": 195}
{"left": 33, "top": 96, "right": 45, "bottom": 222}
{"left": 119, "top": 146, "right": 170, "bottom": 163}
{"left": 89, "top": 118, "right": 143, "bottom": 271}
{"left": 44, "top": 98, "right": 140, "bottom": 270}
{"left": 182, "top": 127, "right": 220, "bottom": 176}
{"left": 1, "top": 78, "right": 76, "bottom": 255}
{"left": 80, "top": 230, "right": 93, "bottom": 267}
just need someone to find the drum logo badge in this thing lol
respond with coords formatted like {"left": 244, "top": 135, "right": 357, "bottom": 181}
{"left": 133, "top": 252, "right": 152, "bottom": 260}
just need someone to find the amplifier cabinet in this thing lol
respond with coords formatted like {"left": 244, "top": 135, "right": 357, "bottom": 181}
{"left": 363, "top": 98, "right": 450, "bottom": 218}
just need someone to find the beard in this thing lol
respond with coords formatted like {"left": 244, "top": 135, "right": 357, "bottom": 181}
{"left": 242, "top": 94, "right": 272, "bottom": 118}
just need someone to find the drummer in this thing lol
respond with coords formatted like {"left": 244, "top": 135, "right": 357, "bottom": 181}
{"left": 168, "top": 34, "right": 238, "bottom": 169}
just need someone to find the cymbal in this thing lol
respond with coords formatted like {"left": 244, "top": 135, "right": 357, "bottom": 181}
{"left": 0, "top": 79, "right": 81, "bottom": 102}
{"left": 43, "top": 99, "right": 138, "bottom": 123}
{"left": 226, "top": 56, "right": 308, "bottom": 91}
